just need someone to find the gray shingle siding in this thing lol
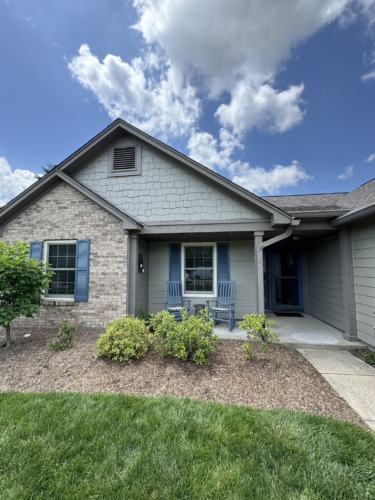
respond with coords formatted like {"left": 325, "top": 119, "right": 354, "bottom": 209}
{"left": 75, "top": 148, "right": 266, "bottom": 222}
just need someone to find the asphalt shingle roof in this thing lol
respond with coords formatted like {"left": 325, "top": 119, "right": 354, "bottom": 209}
{"left": 263, "top": 178, "right": 375, "bottom": 216}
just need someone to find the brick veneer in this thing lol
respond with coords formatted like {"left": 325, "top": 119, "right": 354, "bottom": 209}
{"left": 2, "top": 182, "right": 128, "bottom": 329}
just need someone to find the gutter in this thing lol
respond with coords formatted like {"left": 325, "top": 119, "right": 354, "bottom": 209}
{"left": 256, "top": 219, "right": 300, "bottom": 314}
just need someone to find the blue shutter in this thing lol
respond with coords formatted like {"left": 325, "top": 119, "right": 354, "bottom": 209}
{"left": 217, "top": 243, "right": 229, "bottom": 282}
{"left": 169, "top": 243, "right": 181, "bottom": 281}
{"left": 29, "top": 241, "right": 43, "bottom": 261}
{"left": 74, "top": 240, "right": 90, "bottom": 302}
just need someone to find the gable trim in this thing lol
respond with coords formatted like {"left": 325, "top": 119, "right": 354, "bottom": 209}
{"left": 55, "top": 119, "right": 291, "bottom": 225}
{"left": 0, "top": 169, "right": 143, "bottom": 231}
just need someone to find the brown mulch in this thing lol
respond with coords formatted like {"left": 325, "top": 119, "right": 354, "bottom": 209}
{"left": 0, "top": 328, "right": 364, "bottom": 426}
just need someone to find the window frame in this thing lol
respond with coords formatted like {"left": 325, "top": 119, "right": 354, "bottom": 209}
{"left": 181, "top": 243, "right": 217, "bottom": 297}
{"left": 107, "top": 138, "right": 142, "bottom": 177}
{"left": 43, "top": 240, "right": 76, "bottom": 301}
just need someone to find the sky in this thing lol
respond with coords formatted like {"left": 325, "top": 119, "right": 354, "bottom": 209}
{"left": 1, "top": 0, "right": 375, "bottom": 206}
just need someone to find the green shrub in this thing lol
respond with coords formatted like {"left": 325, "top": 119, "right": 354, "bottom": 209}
{"left": 364, "top": 350, "right": 375, "bottom": 367}
{"left": 50, "top": 321, "right": 74, "bottom": 352}
{"left": 149, "top": 308, "right": 218, "bottom": 365}
{"left": 239, "top": 313, "right": 278, "bottom": 360}
{"left": 96, "top": 316, "right": 152, "bottom": 364}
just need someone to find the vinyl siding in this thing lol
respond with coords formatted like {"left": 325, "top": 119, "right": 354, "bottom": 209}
{"left": 147, "top": 240, "right": 256, "bottom": 318}
{"left": 306, "top": 236, "right": 345, "bottom": 331}
{"left": 351, "top": 221, "right": 375, "bottom": 347}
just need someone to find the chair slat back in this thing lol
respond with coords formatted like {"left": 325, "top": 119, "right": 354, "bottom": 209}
{"left": 165, "top": 281, "right": 183, "bottom": 305}
{"left": 217, "top": 280, "right": 236, "bottom": 305}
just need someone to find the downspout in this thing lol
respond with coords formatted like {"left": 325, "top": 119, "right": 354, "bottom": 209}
{"left": 256, "top": 219, "right": 300, "bottom": 314}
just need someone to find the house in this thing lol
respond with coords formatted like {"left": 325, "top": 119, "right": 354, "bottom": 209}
{"left": 0, "top": 119, "right": 374, "bottom": 348}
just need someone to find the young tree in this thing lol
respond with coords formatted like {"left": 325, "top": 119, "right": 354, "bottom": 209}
{"left": 0, "top": 241, "right": 53, "bottom": 347}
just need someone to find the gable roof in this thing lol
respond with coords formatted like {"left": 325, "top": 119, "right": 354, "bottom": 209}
{"left": 1, "top": 119, "right": 291, "bottom": 228}
{"left": 0, "top": 169, "right": 143, "bottom": 232}
{"left": 56, "top": 119, "right": 292, "bottom": 226}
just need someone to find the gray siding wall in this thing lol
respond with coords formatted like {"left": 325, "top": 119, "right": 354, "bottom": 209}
{"left": 306, "top": 235, "right": 345, "bottom": 331}
{"left": 351, "top": 221, "right": 375, "bottom": 347}
{"left": 136, "top": 239, "right": 149, "bottom": 313}
{"left": 147, "top": 240, "right": 256, "bottom": 319}
{"left": 75, "top": 147, "right": 266, "bottom": 222}
{"left": 2, "top": 183, "right": 128, "bottom": 329}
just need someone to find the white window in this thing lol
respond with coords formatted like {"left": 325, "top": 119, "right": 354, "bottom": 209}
{"left": 182, "top": 243, "right": 216, "bottom": 297}
{"left": 44, "top": 241, "right": 76, "bottom": 298}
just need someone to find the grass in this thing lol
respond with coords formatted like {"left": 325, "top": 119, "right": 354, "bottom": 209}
{"left": 0, "top": 393, "right": 374, "bottom": 499}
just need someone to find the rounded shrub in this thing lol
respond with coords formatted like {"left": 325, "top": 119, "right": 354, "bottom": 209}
{"left": 96, "top": 316, "right": 152, "bottom": 364}
{"left": 149, "top": 308, "right": 218, "bottom": 365}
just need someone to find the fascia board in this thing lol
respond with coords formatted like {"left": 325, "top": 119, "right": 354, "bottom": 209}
{"left": 330, "top": 205, "right": 375, "bottom": 226}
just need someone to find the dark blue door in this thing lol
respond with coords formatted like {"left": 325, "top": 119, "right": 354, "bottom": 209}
{"left": 270, "top": 249, "right": 303, "bottom": 310}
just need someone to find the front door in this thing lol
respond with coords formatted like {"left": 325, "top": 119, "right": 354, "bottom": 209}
{"left": 269, "top": 248, "right": 303, "bottom": 310}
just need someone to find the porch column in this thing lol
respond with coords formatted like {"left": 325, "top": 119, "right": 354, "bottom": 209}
{"left": 127, "top": 233, "right": 139, "bottom": 316}
{"left": 339, "top": 230, "right": 358, "bottom": 341}
{"left": 254, "top": 231, "right": 264, "bottom": 314}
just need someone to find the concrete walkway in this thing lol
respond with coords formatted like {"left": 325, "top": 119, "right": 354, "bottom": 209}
{"left": 214, "top": 315, "right": 374, "bottom": 431}
{"left": 298, "top": 349, "right": 375, "bottom": 432}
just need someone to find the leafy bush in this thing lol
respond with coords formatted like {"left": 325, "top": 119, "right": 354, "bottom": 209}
{"left": 0, "top": 241, "right": 53, "bottom": 347}
{"left": 50, "top": 321, "right": 74, "bottom": 351}
{"left": 149, "top": 308, "right": 217, "bottom": 365}
{"left": 96, "top": 316, "right": 152, "bottom": 364}
{"left": 239, "top": 313, "right": 278, "bottom": 360}
{"left": 364, "top": 350, "right": 375, "bottom": 367}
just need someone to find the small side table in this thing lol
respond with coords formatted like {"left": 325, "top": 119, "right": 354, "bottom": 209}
{"left": 194, "top": 303, "right": 206, "bottom": 316}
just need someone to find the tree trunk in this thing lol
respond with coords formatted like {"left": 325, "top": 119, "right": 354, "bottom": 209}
{"left": 6, "top": 324, "right": 11, "bottom": 348}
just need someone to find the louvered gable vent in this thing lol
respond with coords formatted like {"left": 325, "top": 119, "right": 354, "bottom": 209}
{"left": 113, "top": 147, "right": 136, "bottom": 171}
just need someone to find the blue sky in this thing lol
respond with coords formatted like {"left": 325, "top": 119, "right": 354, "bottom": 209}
{"left": 1, "top": 0, "right": 375, "bottom": 205}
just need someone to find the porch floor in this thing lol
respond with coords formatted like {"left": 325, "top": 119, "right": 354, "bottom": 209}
{"left": 214, "top": 313, "right": 366, "bottom": 350}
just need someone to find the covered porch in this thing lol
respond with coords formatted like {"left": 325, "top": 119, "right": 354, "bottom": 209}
{"left": 214, "top": 313, "right": 365, "bottom": 350}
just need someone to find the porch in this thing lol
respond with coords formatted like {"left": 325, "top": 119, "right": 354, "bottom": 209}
{"left": 214, "top": 313, "right": 366, "bottom": 350}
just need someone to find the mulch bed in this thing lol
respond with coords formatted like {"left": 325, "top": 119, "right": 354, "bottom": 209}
{"left": 0, "top": 328, "right": 364, "bottom": 425}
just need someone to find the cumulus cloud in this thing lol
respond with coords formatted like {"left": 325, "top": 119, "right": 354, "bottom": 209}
{"left": 232, "top": 161, "right": 312, "bottom": 195}
{"left": 68, "top": 44, "right": 200, "bottom": 140}
{"left": 0, "top": 157, "right": 36, "bottom": 206}
{"left": 188, "top": 129, "right": 311, "bottom": 194}
{"left": 366, "top": 152, "right": 375, "bottom": 162}
{"left": 337, "top": 165, "right": 354, "bottom": 179}
{"left": 216, "top": 83, "right": 305, "bottom": 135}
{"left": 68, "top": 1, "right": 375, "bottom": 193}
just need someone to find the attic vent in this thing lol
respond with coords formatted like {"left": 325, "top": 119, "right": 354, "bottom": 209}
{"left": 113, "top": 147, "right": 136, "bottom": 171}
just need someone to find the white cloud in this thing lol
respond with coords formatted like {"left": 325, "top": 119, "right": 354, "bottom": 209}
{"left": 216, "top": 83, "right": 305, "bottom": 135}
{"left": 0, "top": 157, "right": 36, "bottom": 206}
{"left": 361, "top": 69, "right": 375, "bottom": 81}
{"left": 232, "top": 161, "right": 312, "bottom": 195}
{"left": 187, "top": 129, "right": 312, "bottom": 194}
{"left": 68, "top": 44, "right": 200, "bottom": 140}
{"left": 337, "top": 165, "right": 354, "bottom": 179}
{"left": 68, "top": 1, "right": 375, "bottom": 191}
{"left": 366, "top": 152, "right": 375, "bottom": 162}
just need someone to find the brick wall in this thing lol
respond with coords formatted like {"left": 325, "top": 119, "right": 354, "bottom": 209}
{"left": 2, "top": 182, "right": 128, "bottom": 329}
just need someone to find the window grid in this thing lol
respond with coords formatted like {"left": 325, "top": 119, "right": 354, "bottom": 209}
{"left": 47, "top": 243, "right": 76, "bottom": 297}
{"left": 184, "top": 246, "right": 214, "bottom": 293}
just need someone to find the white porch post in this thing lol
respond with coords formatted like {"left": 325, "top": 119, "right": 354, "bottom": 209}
{"left": 339, "top": 230, "right": 358, "bottom": 341}
{"left": 254, "top": 231, "right": 264, "bottom": 314}
{"left": 127, "top": 233, "right": 139, "bottom": 315}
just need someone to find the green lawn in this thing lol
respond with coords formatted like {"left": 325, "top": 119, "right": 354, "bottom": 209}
{"left": 0, "top": 393, "right": 374, "bottom": 499}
